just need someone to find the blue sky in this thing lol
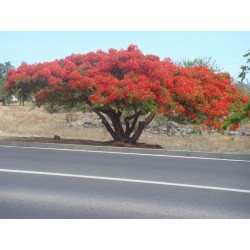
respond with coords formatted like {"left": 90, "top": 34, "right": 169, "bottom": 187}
{"left": 0, "top": 31, "right": 249, "bottom": 81}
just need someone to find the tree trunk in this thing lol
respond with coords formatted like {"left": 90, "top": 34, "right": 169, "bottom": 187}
{"left": 125, "top": 112, "right": 155, "bottom": 143}
{"left": 94, "top": 109, "right": 155, "bottom": 144}
{"left": 94, "top": 110, "right": 117, "bottom": 140}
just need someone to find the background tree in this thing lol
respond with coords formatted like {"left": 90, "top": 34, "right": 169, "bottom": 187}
{"left": 0, "top": 78, "right": 7, "bottom": 105}
{"left": 175, "top": 56, "right": 222, "bottom": 72}
{"left": 5, "top": 45, "right": 249, "bottom": 143}
{"left": 238, "top": 49, "right": 250, "bottom": 83}
{"left": 0, "top": 61, "right": 14, "bottom": 105}
{"left": 231, "top": 77, "right": 250, "bottom": 98}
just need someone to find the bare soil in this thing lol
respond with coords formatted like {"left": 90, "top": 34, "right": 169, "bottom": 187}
{"left": 0, "top": 136, "right": 163, "bottom": 149}
{"left": 0, "top": 103, "right": 249, "bottom": 153}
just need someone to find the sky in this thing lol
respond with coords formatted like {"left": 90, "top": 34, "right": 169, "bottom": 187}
{"left": 0, "top": 31, "right": 249, "bottom": 81}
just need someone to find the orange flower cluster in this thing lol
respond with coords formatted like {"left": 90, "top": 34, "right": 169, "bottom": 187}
{"left": 5, "top": 45, "right": 249, "bottom": 130}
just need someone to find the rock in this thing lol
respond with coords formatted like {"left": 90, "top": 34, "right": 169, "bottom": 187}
{"left": 54, "top": 135, "right": 61, "bottom": 140}
{"left": 66, "top": 112, "right": 250, "bottom": 138}
{"left": 82, "top": 113, "right": 102, "bottom": 128}
{"left": 84, "top": 121, "right": 93, "bottom": 126}
{"left": 228, "top": 131, "right": 241, "bottom": 136}
{"left": 167, "top": 121, "right": 179, "bottom": 130}
{"left": 158, "top": 126, "right": 166, "bottom": 132}
{"left": 239, "top": 129, "right": 250, "bottom": 136}
{"left": 150, "top": 130, "right": 158, "bottom": 134}
{"left": 161, "top": 127, "right": 168, "bottom": 133}
{"left": 174, "top": 132, "right": 181, "bottom": 136}
{"left": 82, "top": 121, "right": 94, "bottom": 128}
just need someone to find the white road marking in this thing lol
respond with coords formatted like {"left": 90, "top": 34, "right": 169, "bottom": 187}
{"left": 0, "top": 168, "right": 250, "bottom": 194}
{"left": 0, "top": 145, "right": 249, "bottom": 162}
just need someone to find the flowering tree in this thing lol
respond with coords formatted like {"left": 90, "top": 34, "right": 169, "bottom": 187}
{"left": 5, "top": 45, "right": 249, "bottom": 143}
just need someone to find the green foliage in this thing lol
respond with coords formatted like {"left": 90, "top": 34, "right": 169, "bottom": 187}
{"left": 0, "top": 61, "right": 14, "bottom": 78}
{"left": 175, "top": 56, "right": 222, "bottom": 72}
{"left": 155, "top": 114, "right": 168, "bottom": 126}
{"left": 43, "top": 103, "right": 62, "bottom": 114}
{"left": 0, "top": 79, "right": 4, "bottom": 87}
{"left": 0, "top": 62, "right": 14, "bottom": 104}
{"left": 0, "top": 78, "right": 5, "bottom": 99}
{"left": 228, "top": 113, "right": 244, "bottom": 124}
{"left": 43, "top": 99, "right": 88, "bottom": 114}
{"left": 238, "top": 49, "right": 250, "bottom": 82}
{"left": 222, "top": 101, "right": 250, "bottom": 130}
{"left": 244, "top": 101, "right": 250, "bottom": 112}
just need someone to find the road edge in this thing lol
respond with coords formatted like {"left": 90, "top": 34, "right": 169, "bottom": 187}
{"left": 0, "top": 140, "right": 250, "bottom": 161}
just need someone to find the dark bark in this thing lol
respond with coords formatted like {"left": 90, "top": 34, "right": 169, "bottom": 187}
{"left": 124, "top": 112, "right": 141, "bottom": 138}
{"left": 94, "top": 110, "right": 116, "bottom": 140}
{"left": 94, "top": 108, "right": 155, "bottom": 144}
{"left": 108, "top": 111, "right": 125, "bottom": 140}
{"left": 128, "top": 112, "right": 155, "bottom": 143}
{"left": 1, "top": 98, "right": 6, "bottom": 106}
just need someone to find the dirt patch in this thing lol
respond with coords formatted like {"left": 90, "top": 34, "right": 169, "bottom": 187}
{"left": 0, "top": 136, "right": 163, "bottom": 149}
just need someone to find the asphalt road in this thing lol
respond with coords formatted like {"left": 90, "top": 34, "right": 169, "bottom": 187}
{"left": 0, "top": 145, "right": 250, "bottom": 218}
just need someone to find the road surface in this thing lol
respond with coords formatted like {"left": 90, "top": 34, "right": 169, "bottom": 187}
{"left": 0, "top": 145, "right": 250, "bottom": 218}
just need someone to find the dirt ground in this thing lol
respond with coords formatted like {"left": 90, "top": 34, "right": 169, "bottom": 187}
{"left": 0, "top": 103, "right": 249, "bottom": 153}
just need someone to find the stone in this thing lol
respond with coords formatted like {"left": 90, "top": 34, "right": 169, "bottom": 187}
{"left": 82, "top": 121, "right": 94, "bottom": 128}
{"left": 228, "top": 131, "right": 241, "bottom": 136}
{"left": 54, "top": 135, "right": 61, "bottom": 140}
{"left": 167, "top": 121, "right": 179, "bottom": 129}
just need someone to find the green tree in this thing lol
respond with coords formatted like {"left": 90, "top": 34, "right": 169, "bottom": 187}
{"left": 0, "top": 62, "right": 14, "bottom": 105}
{"left": 0, "top": 78, "right": 6, "bottom": 104}
{"left": 175, "top": 56, "right": 222, "bottom": 72}
{"left": 239, "top": 49, "right": 250, "bottom": 83}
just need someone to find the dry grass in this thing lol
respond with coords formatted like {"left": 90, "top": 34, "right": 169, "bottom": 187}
{"left": 0, "top": 104, "right": 111, "bottom": 141}
{"left": 0, "top": 103, "right": 249, "bottom": 154}
{"left": 139, "top": 132, "right": 250, "bottom": 153}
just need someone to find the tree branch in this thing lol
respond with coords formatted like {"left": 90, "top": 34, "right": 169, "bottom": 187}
{"left": 108, "top": 111, "right": 125, "bottom": 139}
{"left": 124, "top": 111, "right": 142, "bottom": 138}
{"left": 94, "top": 110, "right": 116, "bottom": 140}
{"left": 129, "top": 112, "right": 155, "bottom": 143}
{"left": 143, "top": 112, "right": 155, "bottom": 126}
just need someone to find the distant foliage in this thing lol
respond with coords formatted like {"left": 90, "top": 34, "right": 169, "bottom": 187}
{"left": 239, "top": 49, "right": 250, "bottom": 83}
{"left": 0, "top": 61, "right": 14, "bottom": 105}
{"left": 0, "top": 62, "right": 14, "bottom": 78}
{"left": 232, "top": 78, "right": 250, "bottom": 98}
{"left": 0, "top": 78, "right": 6, "bottom": 100}
{"left": 5, "top": 45, "right": 249, "bottom": 142}
{"left": 175, "top": 57, "right": 222, "bottom": 72}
